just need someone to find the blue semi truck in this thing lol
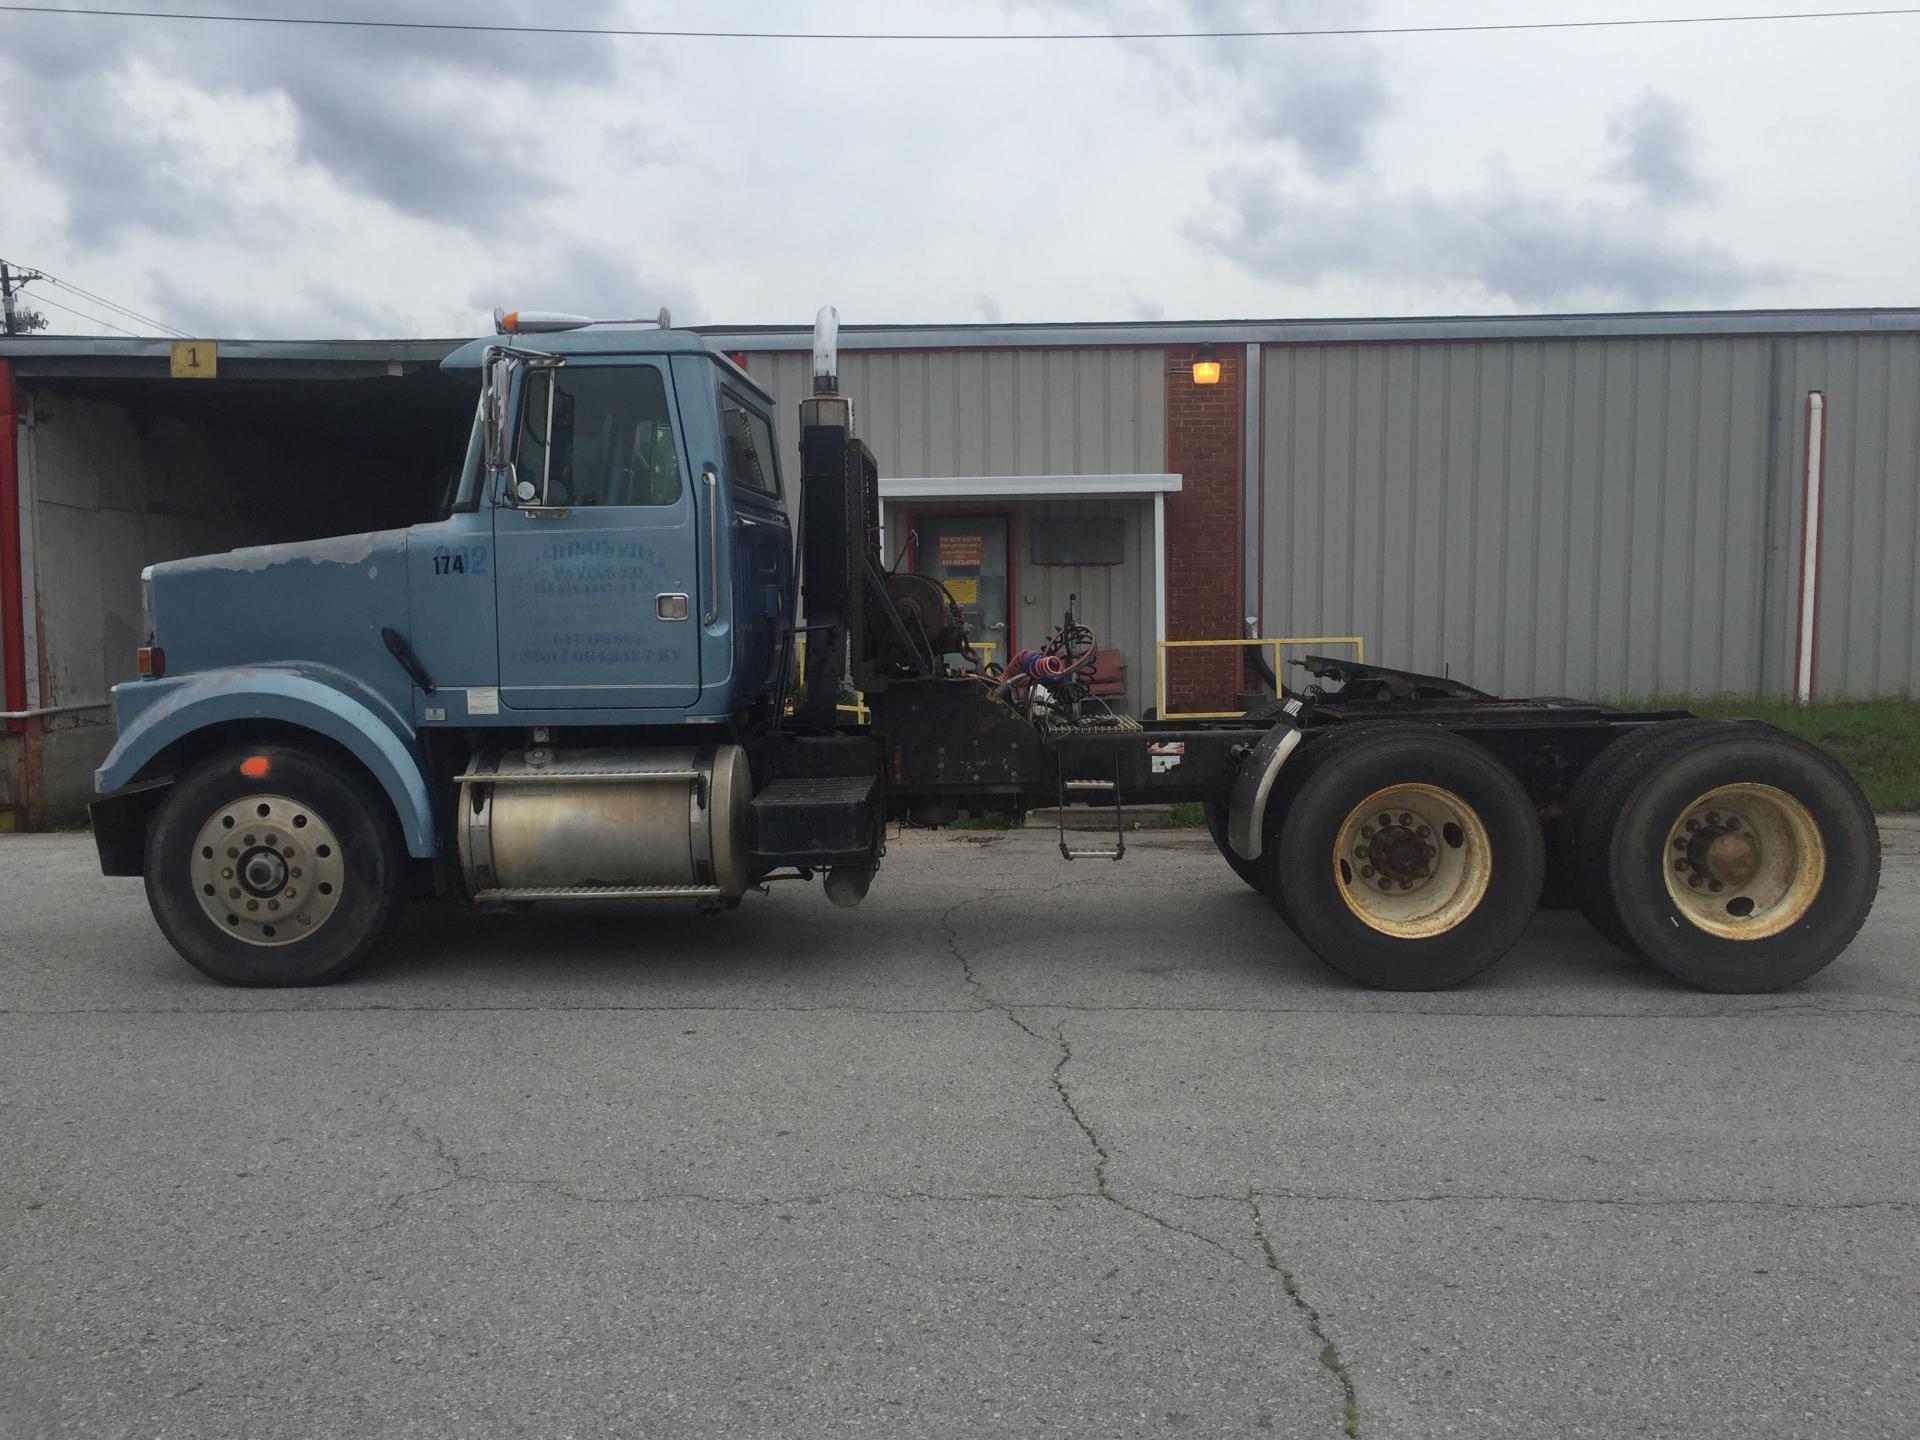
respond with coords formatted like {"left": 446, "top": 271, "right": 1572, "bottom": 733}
{"left": 89, "top": 307, "right": 1879, "bottom": 991}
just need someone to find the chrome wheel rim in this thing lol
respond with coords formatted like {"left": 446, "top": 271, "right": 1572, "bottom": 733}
{"left": 188, "top": 794, "right": 346, "bottom": 946}
{"left": 1662, "top": 783, "right": 1824, "bottom": 940}
{"left": 1332, "top": 784, "right": 1493, "bottom": 938}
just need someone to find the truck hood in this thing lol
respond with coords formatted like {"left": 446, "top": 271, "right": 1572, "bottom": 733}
{"left": 144, "top": 529, "right": 416, "bottom": 715}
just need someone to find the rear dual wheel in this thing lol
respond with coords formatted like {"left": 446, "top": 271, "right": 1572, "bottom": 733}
{"left": 1261, "top": 725, "right": 1545, "bottom": 990}
{"left": 1576, "top": 725, "right": 1877, "bottom": 991}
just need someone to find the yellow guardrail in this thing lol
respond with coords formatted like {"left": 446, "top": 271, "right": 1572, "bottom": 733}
{"left": 1154, "top": 635, "right": 1366, "bottom": 721}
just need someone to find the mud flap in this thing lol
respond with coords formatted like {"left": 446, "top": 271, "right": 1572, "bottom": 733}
{"left": 1226, "top": 718, "right": 1304, "bottom": 861}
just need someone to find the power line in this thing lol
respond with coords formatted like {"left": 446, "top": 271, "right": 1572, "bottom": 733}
{"left": 0, "top": 259, "right": 192, "bottom": 337}
{"left": 24, "top": 290, "right": 145, "bottom": 338}
{"left": 40, "top": 273, "right": 191, "bottom": 338}
{"left": 0, "top": 3, "right": 1915, "bottom": 43}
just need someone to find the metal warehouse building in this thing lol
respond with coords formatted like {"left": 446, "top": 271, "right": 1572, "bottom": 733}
{"left": 4, "top": 306, "right": 1918, "bottom": 826}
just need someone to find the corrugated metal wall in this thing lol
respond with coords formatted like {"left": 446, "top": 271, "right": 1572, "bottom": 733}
{"left": 742, "top": 348, "right": 1166, "bottom": 478}
{"left": 1771, "top": 335, "right": 1920, "bottom": 698}
{"left": 1260, "top": 333, "right": 1920, "bottom": 700}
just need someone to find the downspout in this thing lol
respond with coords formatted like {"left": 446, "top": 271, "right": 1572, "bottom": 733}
{"left": 0, "top": 357, "right": 34, "bottom": 824}
{"left": 1792, "top": 390, "right": 1828, "bottom": 703}
{"left": 1, "top": 360, "right": 27, "bottom": 732}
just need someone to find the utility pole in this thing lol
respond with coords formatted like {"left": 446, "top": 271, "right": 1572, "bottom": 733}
{"left": 0, "top": 262, "right": 48, "bottom": 336}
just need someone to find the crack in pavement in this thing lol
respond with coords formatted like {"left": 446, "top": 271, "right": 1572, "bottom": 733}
{"left": 1046, "top": 1020, "right": 1244, "bottom": 1265}
{"left": 1250, "top": 1194, "right": 1362, "bottom": 1438}
{"left": 937, "top": 894, "right": 1249, "bottom": 1266}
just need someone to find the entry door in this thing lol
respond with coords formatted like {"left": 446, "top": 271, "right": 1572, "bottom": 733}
{"left": 915, "top": 514, "right": 1010, "bottom": 662}
{"left": 494, "top": 361, "right": 702, "bottom": 710}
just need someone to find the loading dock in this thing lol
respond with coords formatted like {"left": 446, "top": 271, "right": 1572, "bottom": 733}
{"left": 0, "top": 342, "right": 471, "bottom": 822}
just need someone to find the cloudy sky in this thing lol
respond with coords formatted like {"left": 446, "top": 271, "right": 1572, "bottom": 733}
{"left": 0, "top": 0, "right": 1914, "bottom": 338}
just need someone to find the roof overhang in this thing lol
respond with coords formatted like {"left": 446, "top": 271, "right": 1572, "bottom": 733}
{"left": 706, "top": 306, "right": 1920, "bottom": 353}
{"left": 878, "top": 474, "right": 1182, "bottom": 501}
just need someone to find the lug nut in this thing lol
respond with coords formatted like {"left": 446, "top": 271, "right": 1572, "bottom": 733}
{"left": 1361, "top": 865, "right": 1376, "bottom": 879}
{"left": 268, "top": 900, "right": 280, "bottom": 911}
{"left": 1378, "top": 813, "right": 1392, "bottom": 827}
{"left": 1708, "top": 880, "right": 1724, "bottom": 893}
{"left": 1673, "top": 837, "right": 1688, "bottom": 850}
{"left": 1674, "top": 859, "right": 1689, "bottom": 872}
{"left": 283, "top": 847, "right": 296, "bottom": 859}
{"left": 228, "top": 886, "right": 240, "bottom": 899}
{"left": 246, "top": 900, "right": 259, "bottom": 911}
{"left": 1416, "top": 825, "right": 1430, "bottom": 838}
{"left": 1398, "top": 812, "right": 1413, "bottom": 826}
{"left": 1398, "top": 879, "right": 1414, "bottom": 891}
{"left": 226, "top": 847, "right": 238, "bottom": 860}
{"left": 284, "top": 888, "right": 297, "bottom": 899}
{"left": 1685, "top": 819, "right": 1701, "bottom": 831}
{"left": 1688, "top": 874, "right": 1703, "bottom": 887}
{"left": 1377, "top": 880, "right": 1393, "bottom": 892}
{"left": 1361, "top": 825, "right": 1374, "bottom": 838}
{"left": 1706, "top": 812, "right": 1720, "bottom": 825}
{"left": 1726, "top": 817, "right": 1741, "bottom": 831}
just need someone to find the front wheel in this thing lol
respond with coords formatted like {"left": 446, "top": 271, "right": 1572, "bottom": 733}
{"left": 144, "top": 744, "right": 408, "bottom": 986}
{"left": 1264, "top": 725, "right": 1545, "bottom": 990}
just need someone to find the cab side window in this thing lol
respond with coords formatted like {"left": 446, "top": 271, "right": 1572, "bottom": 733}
{"left": 720, "top": 392, "right": 781, "bottom": 500}
{"left": 519, "top": 365, "right": 683, "bottom": 507}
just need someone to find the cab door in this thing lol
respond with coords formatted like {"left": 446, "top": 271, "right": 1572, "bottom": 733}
{"left": 717, "top": 386, "right": 791, "bottom": 705}
{"left": 493, "top": 359, "right": 702, "bottom": 710}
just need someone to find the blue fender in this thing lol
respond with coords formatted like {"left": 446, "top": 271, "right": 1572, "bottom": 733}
{"left": 93, "top": 665, "right": 438, "bottom": 858}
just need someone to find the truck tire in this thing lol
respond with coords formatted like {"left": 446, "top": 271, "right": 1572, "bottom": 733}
{"left": 1594, "top": 726, "right": 1878, "bottom": 992}
{"left": 1264, "top": 724, "right": 1544, "bottom": 990}
{"left": 144, "top": 743, "right": 408, "bottom": 986}
{"left": 1202, "top": 802, "right": 1267, "bottom": 893}
{"left": 1564, "top": 719, "right": 1728, "bottom": 952}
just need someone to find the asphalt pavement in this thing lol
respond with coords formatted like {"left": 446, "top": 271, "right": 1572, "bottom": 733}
{"left": 3, "top": 823, "right": 1916, "bottom": 1439}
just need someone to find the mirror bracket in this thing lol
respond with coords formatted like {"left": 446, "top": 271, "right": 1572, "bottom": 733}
{"left": 481, "top": 345, "right": 566, "bottom": 508}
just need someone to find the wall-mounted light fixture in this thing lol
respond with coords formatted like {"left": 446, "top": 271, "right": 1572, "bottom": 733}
{"left": 1191, "top": 343, "right": 1221, "bottom": 385}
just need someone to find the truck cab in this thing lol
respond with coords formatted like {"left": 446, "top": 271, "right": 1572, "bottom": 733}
{"left": 425, "top": 325, "right": 792, "bottom": 724}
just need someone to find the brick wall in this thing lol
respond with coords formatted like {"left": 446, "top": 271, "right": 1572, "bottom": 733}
{"left": 1163, "top": 347, "right": 1244, "bottom": 713}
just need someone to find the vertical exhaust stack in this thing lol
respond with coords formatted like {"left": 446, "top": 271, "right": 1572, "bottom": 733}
{"left": 799, "top": 304, "right": 853, "bottom": 434}
{"left": 795, "top": 305, "right": 864, "bottom": 728}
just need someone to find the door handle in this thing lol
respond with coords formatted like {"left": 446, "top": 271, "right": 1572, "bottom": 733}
{"left": 701, "top": 464, "right": 721, "bottom": 625}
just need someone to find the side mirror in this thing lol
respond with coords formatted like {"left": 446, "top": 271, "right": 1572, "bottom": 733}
{"left": 482, "top": 351, "right": 516, "bottom": 474}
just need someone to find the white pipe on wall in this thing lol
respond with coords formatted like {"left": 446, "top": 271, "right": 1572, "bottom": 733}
{"left": 1793, "top": 391, "right": 1826, "bottom": 703}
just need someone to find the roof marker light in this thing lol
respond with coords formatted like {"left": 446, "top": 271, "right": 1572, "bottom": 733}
{"left": 492, "top": 308, "right": 595, "bottom": 335}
